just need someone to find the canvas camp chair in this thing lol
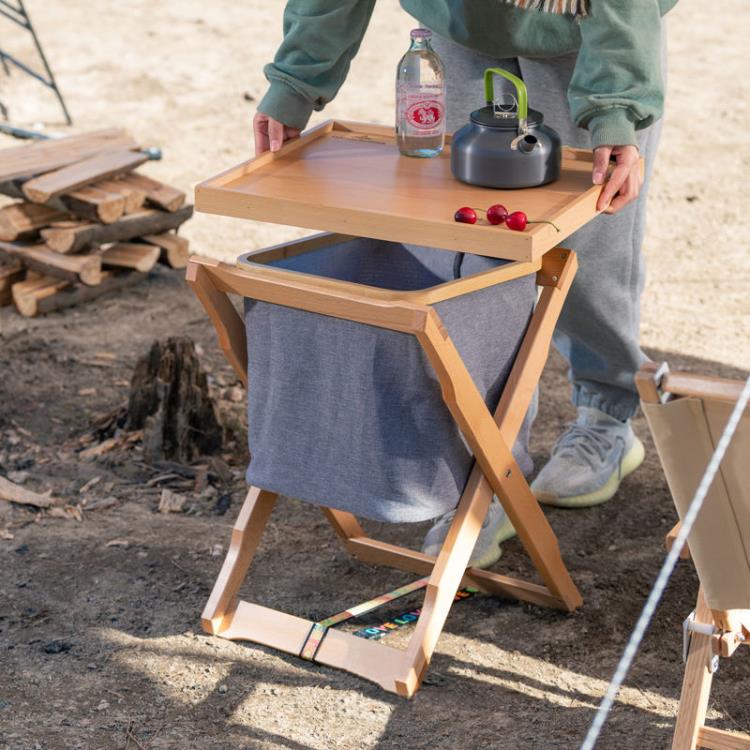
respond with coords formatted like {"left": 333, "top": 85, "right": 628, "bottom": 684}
{"left": 636, "top": 362, "right": 750, "bottom": 749}
{"left": 186, "top": 236, "right": 583, "bottom": 697}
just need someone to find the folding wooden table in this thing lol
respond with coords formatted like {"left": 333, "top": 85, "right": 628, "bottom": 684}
{"left": 188, "top": 119, "right": 604, "bottom": 697}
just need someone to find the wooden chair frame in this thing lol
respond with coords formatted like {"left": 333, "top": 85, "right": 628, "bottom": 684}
{"left": 637, "top": 363, "right": 750, "bottom": 750}
{"left": 186, "top": 235, "right": 583, "bottom": 697}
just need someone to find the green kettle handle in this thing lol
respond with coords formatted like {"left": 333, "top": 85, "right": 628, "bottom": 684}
{"left": 483, "top": 67, "right": 529, "bottom": 123}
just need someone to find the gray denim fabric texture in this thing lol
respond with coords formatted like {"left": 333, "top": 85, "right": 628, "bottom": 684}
{"left": 432, "top": 34, "right": 665, "bottom": 421}
{"left": 242, "top": 238, "right": 536, "bottom": 522}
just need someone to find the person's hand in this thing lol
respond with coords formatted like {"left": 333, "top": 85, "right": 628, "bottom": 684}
{"left": 592, "top": 145, "right": 642, "bottom": 214}
{"left": 253, "top": 112, "right": 301, "bottom": 156}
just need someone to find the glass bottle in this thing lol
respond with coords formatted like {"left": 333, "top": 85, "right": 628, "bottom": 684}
{"left": 396, "top": 28, "right": 446, "bottom": 157}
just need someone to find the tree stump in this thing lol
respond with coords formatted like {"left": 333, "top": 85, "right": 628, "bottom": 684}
{"left": 127, "top": 337, "right": 222, "bottom": 463}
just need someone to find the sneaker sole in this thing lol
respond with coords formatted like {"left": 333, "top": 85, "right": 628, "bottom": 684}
{"left": 535, "top": 438, "right": 646, "bottom": 509}
{"left": 468, "top": 514, "right": 517, "bottom": 569}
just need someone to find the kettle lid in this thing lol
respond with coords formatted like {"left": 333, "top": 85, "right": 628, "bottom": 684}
{"left": 470, "top": 104, "right": 545, "bottom": 130}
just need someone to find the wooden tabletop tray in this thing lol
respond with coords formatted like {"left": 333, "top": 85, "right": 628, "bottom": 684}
{"left": 196, "top": 119, "right": 602, "bottom": 262}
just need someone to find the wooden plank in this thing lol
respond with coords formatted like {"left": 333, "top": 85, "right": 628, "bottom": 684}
{"left": 0, "top": 128, "right": 138, "bottom": 182}
{"left": 663, "top": 371, "right": 748, "bottom": 405}
{"left": 0, "top": 240, "right": 102, "bottom": 285}
{"left": 345, "top": 536, "right": 565, "bottom": 610}
{"left": 60, "top": 186, "right": 125, "bottom": 224}
{"left": 12, "top": 269, "right": 146, "bottom": 317}
{"left": 672, "top": 588, "right": 716, "bottom": 750}
{"left": 141, "top": 232, "right": 189, "bottom": 268}
{"left": 96, "top": 178, "right": 146, "bottom": 214}
{"left": 186, "top": 262, "right": 248, "bottom": 384}
{"left": 238, "top": 234, "right": 541, "bottom": 305}
{"left": 40, "top": 204, "right": 193, "bottom": 253}
{"left": 101, "top": 242, "right": 160, "bottom": 272}
{"left": 0, "top": 259, "right": 25, "bottom": 305}
{"left": 320, "top": 508, "right": 366, "bottom": 542}
{"left": 22, "top": 149, "right": 147, "bottom": 203}
{"left": 201, "top": 487, "right": 278, "bottom": 634}
{"left": 120, "top": 172, "right": 186, "bottom": 212}
{"left": 416, "top": 309, "right": 582, "bottom": 611}
{"left": 494, "top": 249, "right": 577, "bottom": 446}
{"left": 195, "top": 119, "right": 602, "bottom": 262}
{"left": 187, "top": 255, "right": 430, "bottom": 335}
{"left": 698, "top": 727, "right": 750, "bottom": 750}
{"left": 0, "top": 202, "right": 70, "bottom": 241}
{"left": 665, "top": 521, "right": 691, "bottom": 559}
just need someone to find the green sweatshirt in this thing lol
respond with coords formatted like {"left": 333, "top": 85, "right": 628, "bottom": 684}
{"left": 258, "top": 0, "right": 676, "bottom": 149}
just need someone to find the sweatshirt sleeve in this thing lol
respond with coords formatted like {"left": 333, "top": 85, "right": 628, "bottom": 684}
{"left": 568, "top": 0, "right": 665, "bottom": 148}
{"left": 257, "top": 0, "right": 377, "bottom": 129}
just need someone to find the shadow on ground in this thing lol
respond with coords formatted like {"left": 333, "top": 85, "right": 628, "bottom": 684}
{"left": 1, "top": 273, "right": 748, "bottom": 749}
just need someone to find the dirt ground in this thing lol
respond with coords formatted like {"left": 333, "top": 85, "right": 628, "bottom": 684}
{"left": 1, "top": 1, "right": 749, "bottom": 749}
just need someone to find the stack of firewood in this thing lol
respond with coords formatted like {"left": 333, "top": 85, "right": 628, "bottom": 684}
{"left": 0, "top": 128, "right": 193, "bottom": 317}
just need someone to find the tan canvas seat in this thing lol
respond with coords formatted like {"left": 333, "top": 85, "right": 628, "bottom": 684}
{"left": 637, "top": 362, "right": 750, "bottom": 750}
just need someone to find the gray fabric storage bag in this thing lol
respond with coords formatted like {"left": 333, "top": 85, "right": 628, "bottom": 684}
{"left": 242, "top": 238, "right": 536, "bottom": 523}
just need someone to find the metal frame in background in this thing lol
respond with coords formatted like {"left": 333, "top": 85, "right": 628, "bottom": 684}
{"left": 0, "top": 0, "right": 72, "bottom": 125}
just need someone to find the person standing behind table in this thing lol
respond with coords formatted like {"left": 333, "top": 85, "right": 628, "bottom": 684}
{"left": 252, "top": 0, "right": 675, "bottom": 569}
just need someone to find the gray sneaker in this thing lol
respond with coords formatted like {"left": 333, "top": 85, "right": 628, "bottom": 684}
{"left": 421, "top": 497, "right": 516, "bottom": 569}
{"left": 531, "top": 406, "right": 645, "bottom": 508}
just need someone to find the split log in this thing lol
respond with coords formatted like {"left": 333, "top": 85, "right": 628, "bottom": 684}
{"left": 60, "top": 186, "right": 125, "bottom": 224}
{"left": 127, "top": 337, "right": 223, "bottom": 463}
{"left": 0, "top": 258, "right": 25, "bottom": 305}
{"left": 101, "top": 242, "right": 160, "bottom": 272}
{"left": 0, "top": 128, "right": 138, "bottom": 183}
{"left": 0, "top": 240, "right": 102, "bottom": 285}
{"left": 0, "top": 475, "right": 59, "bottom": 508}
{"left": 0, "top": 179, "right": 27, "bottom": 200}
{"left": 40, "top": 204, "right": 193, "bottom": 253}
{"left": 96, "top": 178, "right": 146, "bottom": 213}
{"left": 0, "top": 203, "right": 70, "bottom": 241}
{"left": 22, "top": 149, "right": 147, "bottom": 203}
{"left": 0, "top": 181, "right": 123, "bottom": 224}
{"left": 120, "top": 173, "right": 185, "bottom": 212}
{"left": 12, "top": 269, "right": 147, "bottom": 317}
{"left": 39, "top": 219, "right": 94, "bottom": 253}
{"left": 141, "top": 232, "right": 189, "bottom": 268}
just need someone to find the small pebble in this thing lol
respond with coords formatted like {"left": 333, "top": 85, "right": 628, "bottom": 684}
{"left": 43, "top": 640, "right": 71, "bottom": 654}
{"left": 217, "top": 684, "right": 228, "bottom": 694}
{"left": 212, "top": 494, "right": 232, "bottom": 516}
{"left": 96, "top": 700, "right": 109, "bottom": 712}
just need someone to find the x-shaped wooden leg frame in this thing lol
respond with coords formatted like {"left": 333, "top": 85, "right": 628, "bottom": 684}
{"left": 187, "top": 243, "right": 582, "bottom": 697}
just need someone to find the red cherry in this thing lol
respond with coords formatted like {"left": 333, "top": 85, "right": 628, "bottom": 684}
{"left": 486, "top": 204, "right": 508, "bottom": 225}
{"left": 454, "top": 206, "right": 477, "bottom": 224}
{"left": 506, "top": 211, "right": 528, "bottom": 231}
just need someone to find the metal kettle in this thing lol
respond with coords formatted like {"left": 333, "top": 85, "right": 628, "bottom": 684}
{"left": 451, "top": 67, "right": 561, "bottom": 189}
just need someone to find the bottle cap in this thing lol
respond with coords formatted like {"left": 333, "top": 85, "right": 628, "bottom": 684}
{"left": 410, "top": 28, "right": 432, "bottom": 39}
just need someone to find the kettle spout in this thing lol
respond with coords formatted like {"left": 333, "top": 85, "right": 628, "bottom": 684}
{"left": 516, "top": 134, "right": 539, "bottom": 153}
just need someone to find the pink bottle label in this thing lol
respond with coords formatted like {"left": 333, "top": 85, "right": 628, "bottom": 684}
{"left": 398, "top": 83, "right": 445, "bottom": 137}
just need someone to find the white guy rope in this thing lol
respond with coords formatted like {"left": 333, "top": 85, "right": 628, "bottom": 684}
{"left": 579, "top": 375, "right": 750, "bottom": 750}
